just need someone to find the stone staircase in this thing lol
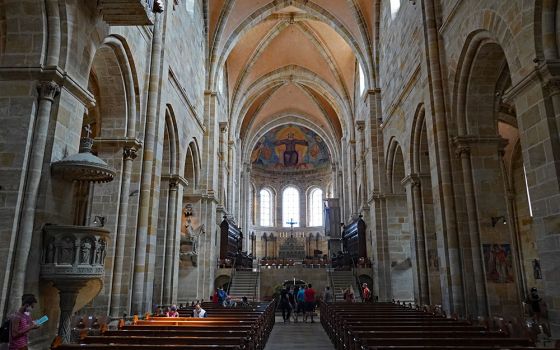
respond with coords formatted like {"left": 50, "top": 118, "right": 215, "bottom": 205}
{"left": 228, "top": 270, "right": 259, "bottom": 302}
{"left": 330, "top": 270, "right": 359, "bottom": 302}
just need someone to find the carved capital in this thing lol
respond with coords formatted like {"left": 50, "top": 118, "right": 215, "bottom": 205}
{"left": 169, "top": 179, "right": 179, "bottom": 190}
{"left": 356, "top": 120, "right": 366, "bottom": 132}
{"left": 401, "top": 173, "right": 421, "bottom": 188}
{"left": 123, "top": 147, "right": 138, "bottom": 160}
{"left": 38, "top": 81, "right": 60, "bottom": 101}
{"left": 219, "top": 122, "right": 228, "bottom": 133}
{"left": 543, "top": 78, "right": 560, "bottom": 97}
{"left": 455, "top": 143, "right": 471, "bottom": 158}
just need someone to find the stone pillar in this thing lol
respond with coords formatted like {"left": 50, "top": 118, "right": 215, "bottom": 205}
{"left": 331, "top": 164, "right": 338, "bottom": 197}
{"left": 163, "top": 178, "right": 179, "bottom": 305}
{"left": 131, "top": 11, "right": 164, "bottom": 314}
{"left": 420, "top": 0, "right": 465, "bottom": 314}
{"left": 110, "top": 145, "right": 138, "bottom": 317}
{"left": 357, "top": 121, "right": 367, "bottom": 204}
{"left": 56, "top": 280, "right": 87, "bottom": 343}
{"left": 503, "top": 71, "right": 560, "bottom": 335}
{"left": 403, "top": 174, "right": 430, "bottom": 305}
{"left": 9, "top": 81, "right": 60, "bottom": 308}
{"left": 454, "top": 138, "right": 488, "bottom": 317}
{"left": 218, "top": 122, "right": 228, "bottom": 207}
{"left": 349, "top": 138, "right": 358, "bottom": 215}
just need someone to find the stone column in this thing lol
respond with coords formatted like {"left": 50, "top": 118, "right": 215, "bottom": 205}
{"left": 357, "top": 121, "right": 368, "bottom": 209}
{"left": 132, "top": 11, "right": 164, "bottom": 314}
{"left": 349, "top": 138, "right": 358, "bottom": 215}
{"left": 218, "top": 122, "right": 228, "bottom": 207}
{"left": 110, "top": 145, "right": 138, "bottom": 317}
{"left": 498, "top": 142, "right": 526, "bottom": 307}
{"left": 163, "top": 178, "right": 179, "bottom": 305}
{"left": 454, "top": 138, "right": 488, "bottom": 317}
{"left": 403, "top": 174, "right": 430, "bottom": 305}
{"left": 56, "top": 280, "right": 87, "bottom": 343}
{"left": 9, "top": 81, "right": 60, "bottom": 308}
{"left": 420, "top": 0, "right": 465, "bottom": 314}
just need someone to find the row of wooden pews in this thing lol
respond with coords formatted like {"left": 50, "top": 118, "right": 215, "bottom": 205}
{"left": 52, "top": 301, "right": 276, "bottom": 350}
{"left": 320, "top": 301, "right": 548, "bottom": 350}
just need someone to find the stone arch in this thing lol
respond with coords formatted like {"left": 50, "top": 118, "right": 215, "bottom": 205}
{"left": 209, "top": 0, "right": 373, "bottom": 92}
{"left": 454, "top": 33, "right": 510, "bottom": 136}
{"left": 385, "top": 139, "right": 413, "bottom": 301}
{"left": 386, "top": 139, "right": 405, "bottom": 195}
{"left": 88, "top": 37, "right": 139, "bottom": 138}
{"left": 453, "top": 31, "right": 534, "bottom": 317}
{"left": 184, "top": 140, "right": 201, "bottom": 193}
{"left": 164, "top": 105, "right": 180, "bottom": 176}
{"left": 452, "top": 10, "right": 524, "bottom": 86}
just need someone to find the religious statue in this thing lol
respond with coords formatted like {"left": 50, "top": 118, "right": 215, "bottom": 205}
{"left": 80, "top": 240, "right": 92, "bottom": 264}
{"left": 274, "top": 133, "right": 308, "bottom": 167}
{"left": 46, "top": 239, "right": 55, "bottom": 264}
{"left": 59, "top": 237, "right": 74, "bottom": 264}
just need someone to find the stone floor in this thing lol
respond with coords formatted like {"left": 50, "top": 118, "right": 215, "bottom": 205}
{"left": 264, "top": 315, "right": 335, "bottom": 350}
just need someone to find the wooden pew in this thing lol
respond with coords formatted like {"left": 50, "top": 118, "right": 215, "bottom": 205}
{"left": 319, "top": 301, "right": 545, "bottom": 350}
{"left": 53, "top": 301, "right": 277, "bottom": 350}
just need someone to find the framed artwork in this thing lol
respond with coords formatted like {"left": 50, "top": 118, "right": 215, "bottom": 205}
{"left": 482, "top": 244, "right": 514, "bottom": 283}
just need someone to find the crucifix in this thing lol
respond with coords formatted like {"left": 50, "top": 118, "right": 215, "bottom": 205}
{"left": 286, "top": 218, "right": 297, "bottom": 237}
{"left": 83, "top": 124, "right": 93, "bottom": 138}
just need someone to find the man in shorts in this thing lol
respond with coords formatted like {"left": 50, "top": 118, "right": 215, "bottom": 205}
{"left": 303, "top": 283, "right": 316, "bottom": 323}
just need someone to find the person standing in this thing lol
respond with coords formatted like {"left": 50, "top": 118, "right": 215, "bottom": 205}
{"left": 361, "top": 283, "right": 371, "bottom": 303}
{"left": 295, "top": 286, "right": 306, "bottom": 322}
{"left": 9, "top": 294, "right": 40, "bottom": 350}
{"left": 303, "top": 283, "right": 316, "bottom": 323}
{"left": 279, "top": 287, "right": 291, "bottom": 322}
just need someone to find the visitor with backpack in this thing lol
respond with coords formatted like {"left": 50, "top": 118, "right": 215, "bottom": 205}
{"left": 1, "top": 294, "right": 41, "bottom": 350}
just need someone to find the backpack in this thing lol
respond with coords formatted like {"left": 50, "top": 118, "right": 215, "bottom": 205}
{"left": 0, "top": 318, "right": 10, "bottom": 343}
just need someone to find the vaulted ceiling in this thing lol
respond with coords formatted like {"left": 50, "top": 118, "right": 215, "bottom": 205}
{"left": 207, "top": 0, "right": 377, "bottom": 163}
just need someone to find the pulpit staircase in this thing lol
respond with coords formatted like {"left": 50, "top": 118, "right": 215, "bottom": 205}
{"left": 228, "top": 270, "right": 260, "bottom": 302}
{"left": 330, "top": 270, "right": 359, "bottom": 302}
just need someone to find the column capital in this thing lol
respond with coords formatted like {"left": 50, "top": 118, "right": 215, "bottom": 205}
{"left": 123, "top": 147, "right": 138, "bottom": 160}
{"left": 162, "top": 174, "right": 188, "bottom": 188}
{"left": 401, "top": 173, "right": 421, "bottom": 188}
{"left": 356, "top": 120, "right": 366, "bottom": 132}
{"left": 38, "top": 81, "right": 60, "bottom": 101}
{"left": 219, "top": 122, "right": 228, "bottom": 133}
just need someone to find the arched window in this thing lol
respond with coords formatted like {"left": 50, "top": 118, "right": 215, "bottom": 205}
{"left": 309, "top": 188, "right": 323, "bottom": 227}
{"left": 260, "top": 188, "right": 273, "bottom": 226}
{"left": 185, "top": 0, "right": 195, "bottom": 14}
{"left": 282, "top": 187, "right": 300, "bottom": 227}
{"left": 358, "top": 64, "right": 366, "bottom": 95}
{"left": 390, "top": 0, "right": 401, "bottom": 19}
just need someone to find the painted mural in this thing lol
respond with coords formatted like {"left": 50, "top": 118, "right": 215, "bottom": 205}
{"left": 251, "top": 125, "right": 330, "bottom": 171}
{"left": 483, "top": 243, "right": 515, "bottom": 283}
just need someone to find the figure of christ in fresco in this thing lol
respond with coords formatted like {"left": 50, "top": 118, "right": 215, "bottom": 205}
{"left": 274, "top": 133, "right": 308, "bottom": 167}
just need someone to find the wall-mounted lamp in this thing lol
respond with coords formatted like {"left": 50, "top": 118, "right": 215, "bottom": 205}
{"left": 491, "top": 216, "right": 507, "bottom": 227}
{"left": 92, "top": 216, "right": 106, "bottom": 227}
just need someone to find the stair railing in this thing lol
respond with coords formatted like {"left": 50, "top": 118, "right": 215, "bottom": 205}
{"left": 226, "top": 256, "right": 237, "bottom": 295}
{"left": 350, "top": 256, "right": 363, "bottom": 301}
{"left": 327, "top": 266, "right": 335, "bottom": 302}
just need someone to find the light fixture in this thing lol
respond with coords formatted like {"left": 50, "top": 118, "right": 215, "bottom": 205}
{"left": 491, "top": 216, "right": 507, "bottom": 227}
{"left": 92, "top": 216, "right": 106, "bottom": 227}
